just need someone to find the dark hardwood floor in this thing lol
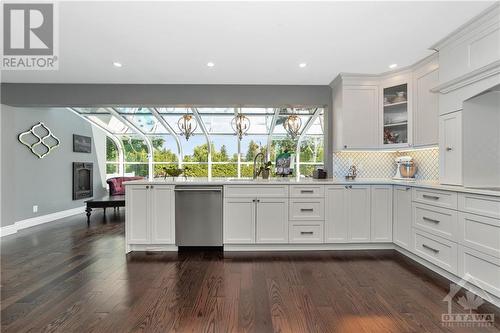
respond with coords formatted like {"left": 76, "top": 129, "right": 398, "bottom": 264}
{"left": 1, "top": 210, "right": 499, "bottom": 333}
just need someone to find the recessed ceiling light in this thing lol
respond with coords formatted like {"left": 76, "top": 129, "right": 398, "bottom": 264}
{"left": 113, "top": 62, "right": 122, "bottom": 68}
{"left": 389, "top": 63, "right": 398, "bottom": 69}
{"left": 299, "top": 63, "right": 307, "bottom": 68}
{"left": 207, "top": 62, "right": 215, "bottom": 68}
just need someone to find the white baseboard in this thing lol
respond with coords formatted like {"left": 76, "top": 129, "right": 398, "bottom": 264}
{"left": 0, "top": 206, "right": 85, "bottom": 237}
{"left": 224, "top": 243, "right": 395, "bottom": 252}
{"left": 126, "top": 244, "right": 178, "bottom": 253}
{"left": 0, "top": 224, "right": 17, "bottom": 237}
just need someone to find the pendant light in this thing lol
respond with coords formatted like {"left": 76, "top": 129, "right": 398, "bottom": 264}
{"left": 231, "top": 112, "right": 251, "bottom": 140}
{"left": 283, "top": 114, "right": 302, "bottom": 139}
{"left": 177, "top": 113, "right": 197, "bottom": 140}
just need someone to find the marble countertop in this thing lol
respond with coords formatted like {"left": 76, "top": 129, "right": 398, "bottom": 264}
{"left": 124, "top": 177, "right": 500, "bottom": 197}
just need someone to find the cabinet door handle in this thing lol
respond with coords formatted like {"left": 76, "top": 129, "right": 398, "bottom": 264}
{"left": 150, "top": 185, "right": 154, "bottom": 189}
{"left": 146, "top": 185, "right": 150, "bottom": 189}
{"left": 252, "top": 199, "right": 256, "bottom": 202}
{"left": 422, "top": 194, "right": 439, "bottom": 200}
{"left": 423, "top": 217, "right": 440, "bottom": 224}
{"left": 300, "top": 231, "right": 314, "bottom": 235}
{"left": 345, "top": 185, "right": 349, "bottom": 189}
{"left": 301, "top": 190, "right": 314, "bottom": 194}
{"left": 300, "top": 208, "right": 314, "bottom": 212}
{"left": 256, "top": 199, "right": 260, "bottom": 203}
{"left": 349, "top": 185, "right": 353, "bottom": 189}
{"left": 446, "top": 147, "right": 453, "bottom": 151}
{"left": 422, "top": 244, "right": 440, "bottom": 253}
{"left": 405, "top": 187, "right": 411, "bottom": 191}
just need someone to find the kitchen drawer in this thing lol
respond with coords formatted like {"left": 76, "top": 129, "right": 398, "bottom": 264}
{"left": 458, "top": 245, "right": 500, "bottom": 298}
{"left": 412, "top": 203, "right": 458, "bottom": 241}
{"left": 224, "top": 185, "right": 288, "bottom": 198}
{"left": 290, "top": 185, "right": 324, "bottom": 198}
{"left": 458, "top": 193, "right": 500, "bottom": 219}
{"left": 290, "top": 224, "right": 324, "bottom": 243}
{"left": 412, "top": 188, "right": 458, "bottom": 209}
{"left": 289, "top": 199, "right": 325, "bottom": 221}
{"left": 458, "top": 212, "right": 500, "bottom": 258}
{"left": 412, "top": 229, "right": 458, "bottom": 274}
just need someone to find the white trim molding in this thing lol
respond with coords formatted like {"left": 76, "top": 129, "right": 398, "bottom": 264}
{"left": 0, "top": 206, "right": 85, "bottom": 237}
{"left": 431, "top": 61, "right": 500, "bottom": 94}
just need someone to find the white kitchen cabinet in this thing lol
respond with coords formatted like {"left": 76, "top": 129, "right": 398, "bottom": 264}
{"left": 325, "top": 185, "right": 370, "bottom": 243}
{"left": 331, "top": 76, "right": 380, "bottom": 150}
{"left": 393, "top": 185, "right": 413, "bottom": 250}
{"left": 349, "top": 186, "right": 371, "bottom": 242}
{"left": 380, "top": 74, "right": 412, "bottom": 148}
{"left": 126, "top": 185, "right": 175, "bottom": 245}
{"left": 439, "top": 111, "right": 463, "bottom": 185}
{"left": 371, "top": 186, "right": 393, "bottom": 242}
{"left": 151, "top": 186, "right": 175, "bottom": 244}
{"left": 126, "top": 185, "right": 150, "bottom": 244}
{"left": 412, "top": 55, "right": 439, "bottom": 147}
{"left": 256, "top": 198, "right": 289, "bottom": 243}
{"left": 343, "top": 86, "right": 380, "bottom": 149}
{"left": 223, "top": 198, "right": 255, "bottom": 244}
{"left": 325, "top": 186, "right": 348, "bottom": 242}
{"left": 458, "top": 245, "right": 500, "bottom": 298}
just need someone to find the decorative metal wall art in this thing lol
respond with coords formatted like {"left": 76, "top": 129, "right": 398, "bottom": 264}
{"left": 18, "top": 122, "right": 60, "bottom": 158}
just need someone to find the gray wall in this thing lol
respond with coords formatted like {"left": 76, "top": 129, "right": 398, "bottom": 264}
{"left": 1, "top": 83, "right": 331, "bottom": 108}
{"left": 1, "top": 83, "right": 334, "bottom": 174}
{"left": 0, "top": 105, "right": 107, "bottom": 227}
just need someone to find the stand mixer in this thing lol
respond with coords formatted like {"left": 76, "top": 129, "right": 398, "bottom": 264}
{"left": 393, "top": 156, "right": 417, "bottom": 180}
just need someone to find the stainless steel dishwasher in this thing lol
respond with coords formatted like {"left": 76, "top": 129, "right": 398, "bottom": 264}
{"left": 174, "top": 186, "right": 223, "bottom": 247}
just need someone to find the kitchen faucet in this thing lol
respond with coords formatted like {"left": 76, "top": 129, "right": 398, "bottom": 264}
{"left": 253, "top": 152, "right": 265, "bottom": 179}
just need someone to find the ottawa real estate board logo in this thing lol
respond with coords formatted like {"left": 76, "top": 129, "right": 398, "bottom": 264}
{"left": 1, "top": 2, "right": 58, "bottom": 70}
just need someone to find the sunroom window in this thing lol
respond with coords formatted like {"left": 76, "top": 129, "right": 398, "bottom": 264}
{"left": 71, "top": 106, "right": 324, "bottom": 180}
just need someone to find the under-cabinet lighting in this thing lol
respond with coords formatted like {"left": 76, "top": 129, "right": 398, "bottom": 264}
{"left": 113, "top": 62, "right": 123, "bottom": 68}
{"left": 389, "top": 64, "right": 398, "bottom": 69}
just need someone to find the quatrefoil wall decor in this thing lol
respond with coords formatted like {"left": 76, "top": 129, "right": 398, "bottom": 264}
{"left": 18, "top": 122, "right": 61, "bottom": 159}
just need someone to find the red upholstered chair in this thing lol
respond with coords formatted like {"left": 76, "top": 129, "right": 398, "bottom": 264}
{"left": 106, "top": 177, "right": 144, "bottom": 196}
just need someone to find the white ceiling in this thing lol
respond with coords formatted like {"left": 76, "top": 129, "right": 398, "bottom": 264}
{"left": 1, "top": 1, "right": 494, "bottom": 85}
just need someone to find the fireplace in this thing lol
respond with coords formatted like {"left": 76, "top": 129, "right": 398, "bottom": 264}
{"left": 73, "top": 162, "right": 93, "bottom": 200}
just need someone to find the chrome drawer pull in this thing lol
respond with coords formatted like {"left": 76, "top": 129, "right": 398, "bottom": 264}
{"left": 300, "top": 208, "right": 314, "bottom": 212}
{"left": 301, "top": 190, "right": 314, "bottom": 193}
{"left": 422, "top": 244, "right": 440, "bottom": 253}
{"left": 423, "top": 217, "right": 440, "bottom": 224}
{"left": 422, "top": 194, "right": 439, "bottom": 200}
{"left": 300, "top": 231, "right": 314, "bottom": 235}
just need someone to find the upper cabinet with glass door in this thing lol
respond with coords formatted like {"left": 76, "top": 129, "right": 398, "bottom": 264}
{"left": 382, "top": 83, "right": 409, "bottom": 146}
{"left": 380, "top": 73, "right": 412, "bottom": 148}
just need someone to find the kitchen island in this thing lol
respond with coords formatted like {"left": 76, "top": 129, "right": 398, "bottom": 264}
{"left": 124, "top": 177, "right": 500, "bottom": 307}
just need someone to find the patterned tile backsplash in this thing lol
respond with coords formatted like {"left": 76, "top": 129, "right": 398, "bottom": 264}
{"left": 332, "top": 148, "right": 439, "bottom": 180}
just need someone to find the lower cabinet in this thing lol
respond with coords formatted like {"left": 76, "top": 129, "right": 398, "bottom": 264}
{"left": 458, "top": 245, "right": 500, "bottom": 298}
{"left": 256, "top": 198, "right": 289, "bottom": 243}
{"left": 371, "top": 185, "right": 393, "bottom": 242}
{"left": 289, "top": 223, "right": 324, "bottom": 243}
{"left": 412, "top": 228, "right": 458, "bottom": 274}
{"left": 325, "top": 185, "right": 371, "bottom": 243}
{"left": 393, "top": 186, "right": 413, "bottom": 250}
{"left": 223, "top": 196, "right": 288, "bottom": 244}
{"left": 223, "top": 198, "right": 255, "bottom": 244}
{"left": 126, "top": 185, "right": 175, "bottom": 245}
